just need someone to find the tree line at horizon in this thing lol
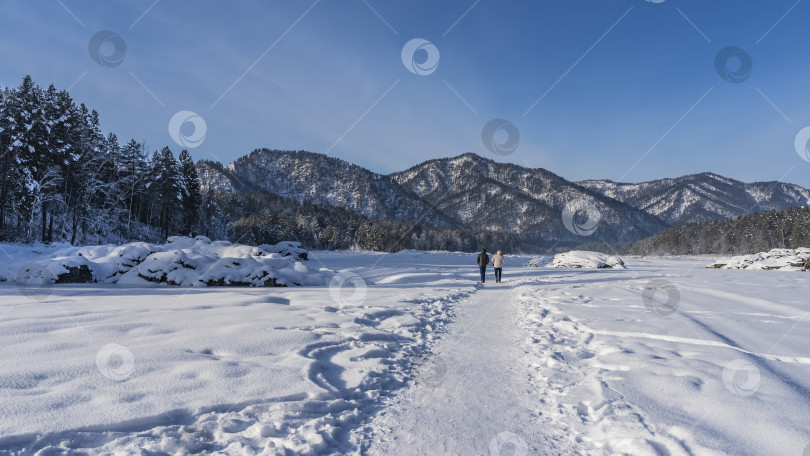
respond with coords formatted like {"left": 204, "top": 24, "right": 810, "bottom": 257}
{"left": 628, "top": 206, "right": 810, "bottom": 255}
{"left": 208, "top": 187, "right": 523, "bottom": 252}
{"left": 0, "top": 76, "right": 202, "bottom": 244}
{"left": 576, "top": 206, "right": 810, "bottom": 256}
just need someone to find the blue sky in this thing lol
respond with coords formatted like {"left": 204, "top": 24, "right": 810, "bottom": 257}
{"left": 2, "top": 0, "right": 809, "bottom": 186}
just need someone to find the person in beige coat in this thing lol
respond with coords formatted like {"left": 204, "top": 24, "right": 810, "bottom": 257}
{"left": 491, "top": 250, "right": 505, "bottom": 283}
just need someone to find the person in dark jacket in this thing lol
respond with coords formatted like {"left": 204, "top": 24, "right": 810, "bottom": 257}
{"left": 476, "top": 249, "right": 489, "bottom": 283}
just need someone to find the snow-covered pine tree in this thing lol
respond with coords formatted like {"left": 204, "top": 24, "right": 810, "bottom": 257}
{"left": 147, "top": 146, "right": 182, "bottom": 240}
{"left": 43, "top": 86, "right": 78, "bottom": 243}
{"left": 9, "top": 76, "right": 55, "bottom": 242}
{"left": 200, "top": 190, "right": 226, "bottom": 239}
{"left": 178, "top": 149, "right": 202, "bottom": 236}
{"left": 65, "top": 104, "right": 104, "bottom": 244}
{"left": 0, "top": 85, "right": 16, "bottom": 237}
{"left": 118, "top": 139, "right": 148, "bottom": 237}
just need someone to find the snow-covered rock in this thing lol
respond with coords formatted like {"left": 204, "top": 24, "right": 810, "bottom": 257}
{"left": 257, "top": 240, "right": 308, "bottom": 260}
{"left": 707, "top": 248, "right": 810, "bottom": 270}
{"left": 6, "top": 236, "right": 325, "bottom": 287}
{"left": 551, "top": 250, "right": 626, "bottom": 269}
{"left": 526, "top": 257, "right": 550, "bottom": 267}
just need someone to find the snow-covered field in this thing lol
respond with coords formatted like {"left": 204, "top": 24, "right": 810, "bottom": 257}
{"left": 0, "top": 249, "right": 808, "bottom": 455}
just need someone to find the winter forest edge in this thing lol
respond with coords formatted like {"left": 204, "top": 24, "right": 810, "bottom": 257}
{"left": 0, "top": 76, "right": 524, "bottom": 252}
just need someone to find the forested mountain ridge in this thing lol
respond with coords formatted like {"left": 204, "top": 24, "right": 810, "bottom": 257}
{"left": 389, "top": 153, "right": 669, "bottom": 245}
{"left": 216, "top": 191, "right": 521, "bottom": 252}
{"left": 216, "top": 148, "right": 461, "bottom": 229}
{"left": 197, "top": 160, "right": 240, "bottom": 194}
{"left": 202, "top": 150, "right": 671, "bottom": 246}
{"left": 195, "top": 150, "right": 810, "bottom": 250}
{"left": 579, "top": 173, "right": 810, "bottom": 225}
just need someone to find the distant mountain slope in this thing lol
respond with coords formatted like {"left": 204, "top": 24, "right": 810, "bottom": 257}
{"left": 579, "top": 173, "right": 810, "bottom": 225}
{"left": 197, "top": 150, "right": 810, "bottom": 247}
{"left": 196, "top": 160, "right": 240, "bottom": 194}
{"left": 389, "top": 153, "right": 668, "bottom": 244}
{"left": 208, "top": 149, "right": 460, "bottom": 228}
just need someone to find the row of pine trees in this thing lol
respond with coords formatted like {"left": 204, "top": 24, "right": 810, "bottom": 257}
{"left": 218, "top": 191, "right": 524, "bottom": 252}
{"left": 629, "top": 207, "right": 810, "bottom": 255}
{"left": 0, "top": 76, "right": 203, "bottom": 244}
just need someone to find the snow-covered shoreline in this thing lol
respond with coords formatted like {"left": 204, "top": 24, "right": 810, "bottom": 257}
{"left": 1, "top": 236, "right": 324, "bottom": 288}
{"left": 707, "top": 247, "right": 810, "bottom": 271}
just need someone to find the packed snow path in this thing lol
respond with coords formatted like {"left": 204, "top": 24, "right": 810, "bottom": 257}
{"left": 356, "top": 281, "right": 566, "bottom": 455}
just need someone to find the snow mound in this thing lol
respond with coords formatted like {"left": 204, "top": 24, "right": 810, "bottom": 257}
{"left": 707, "top": 248, "right": 810, "bottom": 271}
{"left": 526, "top": 257, "right": 550, "bottom": 267}
{"left": 552, "top": 251, "right": 626, "bottom": 269}
{"left": 6, "top": 236, "right": 324, "bottom": 287}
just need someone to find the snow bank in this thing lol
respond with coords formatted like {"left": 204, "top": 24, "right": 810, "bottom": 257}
{"left": 707, "top": 248, "right": 810, "bottom": 271}
{"left": 551, "top": 250, "right": 626, "bottom": 269}
{"left": 2, "top": 236, "right": 324, "bottom": 287}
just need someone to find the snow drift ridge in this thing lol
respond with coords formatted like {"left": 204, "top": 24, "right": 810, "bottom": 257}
{"left": 7, "top": 236, "right": 326, "bottom": 287}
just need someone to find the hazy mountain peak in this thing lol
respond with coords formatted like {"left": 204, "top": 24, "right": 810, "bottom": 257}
{"left": 579, "top": 172, "right": 810, "bottom": 224}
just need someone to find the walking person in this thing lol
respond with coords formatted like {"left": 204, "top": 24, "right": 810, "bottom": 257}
{"left": 476, "top": 249, "right": 489, "bottom": 283}
{"left": 491, "top": 250, "right": 505, "bottom": 283}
